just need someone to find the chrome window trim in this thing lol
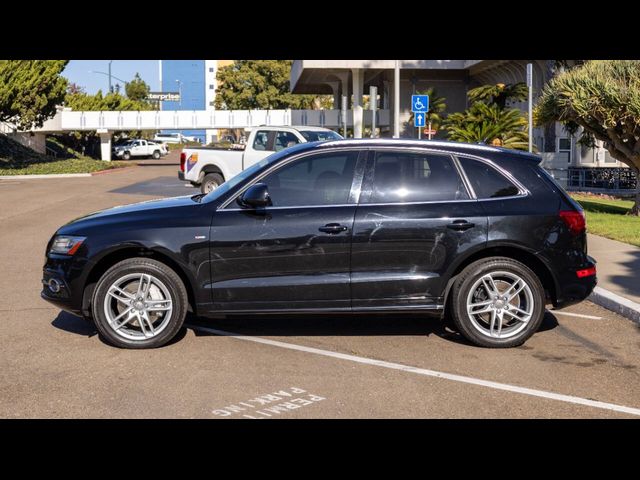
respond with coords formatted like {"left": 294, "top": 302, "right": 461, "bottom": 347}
{"left": 218, "top": 147, "right": 366, "bottom": 210}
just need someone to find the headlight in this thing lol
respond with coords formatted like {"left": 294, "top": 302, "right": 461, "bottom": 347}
{"left": 49, "top": 236, "right": 86, "bottom": 255}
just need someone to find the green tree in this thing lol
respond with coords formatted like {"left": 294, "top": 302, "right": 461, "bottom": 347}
{"left": 62, "top": 88, "right": 153, "bottom": 154}
{"left": 215, "top": 60, "right": 320, "bottom": 109}
{"left": 468, "top": 82, "right": 527, "bottom": 109}
{"left": 535, "top": 60, "right": 640, "bottom": 215}
{"left": 444, "top": 103, "right": 529, "bottom": 150}
{"left": 406, "top": 87, "right": 447, "bottom": 136}
{"left": 125, "top": 73, "right": 150, "bottom": 102}
{"left": 442, "top": 82, "right": 530, "bottom": 150}
{"left": 0, "top": 60, "right": 68, "bottom": 130}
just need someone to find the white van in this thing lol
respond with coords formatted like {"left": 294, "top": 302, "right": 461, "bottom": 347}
{"left": 153, "top": 133, "right": 186, "bottom": 144}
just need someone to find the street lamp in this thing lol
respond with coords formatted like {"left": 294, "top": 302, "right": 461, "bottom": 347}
{"left": 175, "top": 80, "right": 183, "bottom": 107}
{"left": 108, "top": 60, "right": 113, "bottom": 92}
{"left": 89, "top": 70, "right": 128, "bottom": 93}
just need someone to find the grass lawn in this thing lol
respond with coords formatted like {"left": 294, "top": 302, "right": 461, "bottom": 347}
{"left": 0, "top": 134, "right": 133, "bottom": 175}
{"left": 0, "top": 158, "right": 132, "bottom": 175}
{"left": 570, "top": 193, "right": 640, "bottom": 247}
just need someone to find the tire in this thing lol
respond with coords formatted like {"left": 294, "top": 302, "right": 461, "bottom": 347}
{"left": 91, "top": 258, "right": 188, "bottom": 349}
{"left": 201, "top": 173, "right": 224, "bottom": 194}
{"left": 152, "top": 150, "right": 161, "bottom": 159}
{"left": 450, "top": 257, "right": 545, "bottom": 348}
{"left": 122, "top": 151, "right": 131, "bottom": 160}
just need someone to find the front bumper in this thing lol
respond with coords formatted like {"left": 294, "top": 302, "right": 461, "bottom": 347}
{"left": 41, "top": 254, "right": 90, "bottom": 316}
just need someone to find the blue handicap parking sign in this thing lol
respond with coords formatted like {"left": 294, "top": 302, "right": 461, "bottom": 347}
{"left": 411, "top": 95, "right": 429, "bottom": 113}
{"left": 414, "top": 112, "right": 426, "bottom": 127}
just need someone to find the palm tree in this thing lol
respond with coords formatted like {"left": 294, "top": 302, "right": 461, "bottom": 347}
{"left": 468, "top": 82, "right": 528, "bottom": 109}
{"left": 406, "top": 87, "right": 446, "bottom": 137}
{"left": 443, "top": 102, "right": 530, "bottom": 151}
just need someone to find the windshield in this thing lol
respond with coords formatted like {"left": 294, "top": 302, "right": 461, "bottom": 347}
{"left": 299, "top": 130, "right": 343, "bottom": 142}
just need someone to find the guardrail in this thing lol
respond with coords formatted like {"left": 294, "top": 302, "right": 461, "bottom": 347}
{"left": 50, "top": 109, "right": 391, "bottom": 131}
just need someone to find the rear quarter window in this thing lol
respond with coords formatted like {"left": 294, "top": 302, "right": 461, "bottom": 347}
{"left": 458, "top": 156, "right": 520, "bottom": 198}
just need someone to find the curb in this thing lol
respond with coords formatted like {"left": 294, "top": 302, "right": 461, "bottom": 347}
{"left": 0, "top": 173, "right": 91, "bottom": 179}
{"left": 90, "top": 166, "right": 138, "bottom": 176}
{"left": 588, "top": 286, "right": 640, "bottom": 324}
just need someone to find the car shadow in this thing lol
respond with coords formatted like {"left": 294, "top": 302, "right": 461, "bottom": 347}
{"left": 186, "top": 310, "right": 559, "bottom": 346}
{"left": 50, "top": 309, "right": 559, "bottom": 348}
{"left": 50, "top": 310, "right": 188, "bottom": 347}
{"left": 52, "top": 311, "right": 97, "bottom": 337}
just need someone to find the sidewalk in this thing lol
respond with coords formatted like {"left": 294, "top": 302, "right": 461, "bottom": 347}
{"left": 588, "top": 234, "right": 640, "bottom": 304}
{"left": 585, "top": 233, "right": 640, "bottom": 323}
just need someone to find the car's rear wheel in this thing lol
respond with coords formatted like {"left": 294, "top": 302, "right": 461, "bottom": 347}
{"left": 201, "top": 173, "right": 224, "bottom": 194}
{"left": 451, "top": 257, "right": 545, "bottom": 348}
{"left": 152, "top": 150, "right": 161, "bottom": 159}
{"left": 91, "top": 258, "right": 188, "bottom": 349}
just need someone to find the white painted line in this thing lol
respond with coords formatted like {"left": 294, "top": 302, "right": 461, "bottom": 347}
{"left": 186, "top": 324, "right": 640, "bottom": 417}
{"left": 0, "top": 173, "right": 91, "bottom": 180}
{"left": 551, "top": 311, "right": 602, "bottom": 320}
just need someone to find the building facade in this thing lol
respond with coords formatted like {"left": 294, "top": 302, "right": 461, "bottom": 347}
{"left": 290, "top": 60, "right": 629, "bottom": 190}
{"left": 160, "top": 60, "right": 232, "bottom": 144}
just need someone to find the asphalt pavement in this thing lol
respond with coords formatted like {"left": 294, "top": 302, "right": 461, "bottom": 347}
{"left": 1, "top": 154, "right": 639, "bottom": 418}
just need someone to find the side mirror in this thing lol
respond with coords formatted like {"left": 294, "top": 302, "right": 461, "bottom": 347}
{"left": 238, "top": 183, "right": 272, "bottom": 208}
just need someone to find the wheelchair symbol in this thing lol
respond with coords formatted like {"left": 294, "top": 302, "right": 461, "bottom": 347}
{"left": 414, "top": 98, "right": 425, "bottom": 110}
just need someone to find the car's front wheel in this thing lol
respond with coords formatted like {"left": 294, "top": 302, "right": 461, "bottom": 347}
{"left": 451, "top": 257, "right": 545, "bottom": 348}
{"left": 152, "top": 150, "right": 161, "bottom": 159}
{"left": 122, "top": 151, "right": 131, "bottom": 160}
{"left": 91, "top": 258, "right": 188, "bottom": 349}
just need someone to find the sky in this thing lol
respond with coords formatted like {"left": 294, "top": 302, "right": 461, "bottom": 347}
{"left": 63, "top": 60, "right": 160, "bottom": 94}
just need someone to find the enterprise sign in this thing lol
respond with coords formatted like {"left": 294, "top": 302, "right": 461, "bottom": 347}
{"left": 148, "top": 92, "right": 181, "bottom": 101}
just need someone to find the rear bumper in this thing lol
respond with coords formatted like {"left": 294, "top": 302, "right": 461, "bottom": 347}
{"left": 178, "top": 171, "right": 185, "bottom": 181}
{"left": 552, "top": 255, "right": 597, "bottom": 308}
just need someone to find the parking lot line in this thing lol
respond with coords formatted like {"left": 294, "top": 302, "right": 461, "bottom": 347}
{"left": 186, "top": 324, "right": 640, "bottom": 417}
{"left": 551, "top": 311, "right": 602, "bottom": 320}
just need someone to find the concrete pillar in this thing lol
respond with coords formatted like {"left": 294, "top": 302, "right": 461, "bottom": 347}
{"left": 98, "top": 129, "right": 111, "bottom": 161}
{"left": 352, "top": 68, "right": 364, "bottom": 138}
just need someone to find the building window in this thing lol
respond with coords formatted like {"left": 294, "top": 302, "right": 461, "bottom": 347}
{"left": 209, "top": 67, "right": 214, "bottom": 72}
{"left": 209, "top": 84, "right": 215, "bottom": 89}
{"left": 557, "top": 137, "right": 572, "bottom": 164}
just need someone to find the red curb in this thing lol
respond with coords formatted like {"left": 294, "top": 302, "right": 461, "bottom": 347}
{"left": 91, "top": 165, "right": 139, "bottom": 176}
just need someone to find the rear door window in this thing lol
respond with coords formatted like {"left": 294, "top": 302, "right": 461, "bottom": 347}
{"left": 274, "top": 131, "right": 300, "bottom": 151}
{"left": 363, "top": 151, "right": 469, "bottom": 203}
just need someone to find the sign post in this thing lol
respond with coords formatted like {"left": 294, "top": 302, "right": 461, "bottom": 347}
{"left": 414, "top": 111, "right": 426, "bottom": 139}
{"left": 411, "top": 94, "right": 429, "bottom": 140}
{"left": 527, "top": 63, "right": 533, "bottom": 153}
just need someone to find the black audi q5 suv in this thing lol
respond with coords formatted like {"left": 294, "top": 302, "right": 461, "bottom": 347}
{"left": 42, "top": 139, "right": 596, "bottom": 349}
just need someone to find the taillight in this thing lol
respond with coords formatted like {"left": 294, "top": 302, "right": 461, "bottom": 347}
{"left": 180, "top": 152, "right": 186, "bottom": 172}
{"left": 576, "top": 266, "right": 596, "bottom": 278}
{"left": 559, "top": 210, "right": 586, "bottom": 235}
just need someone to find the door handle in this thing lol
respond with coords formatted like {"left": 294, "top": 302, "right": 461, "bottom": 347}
{"left": 447, "top": 219, "right": 475, "bottom": 231}
{"left": 319, "top": 223, "right": 348, "bottom": 234}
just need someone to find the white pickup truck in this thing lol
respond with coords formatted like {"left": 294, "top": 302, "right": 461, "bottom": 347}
{"left": 178, "top": 126, "right": 342, "bottom": 193}
{"left": 113, "top": 139, "right": 167, "bottom": 160}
